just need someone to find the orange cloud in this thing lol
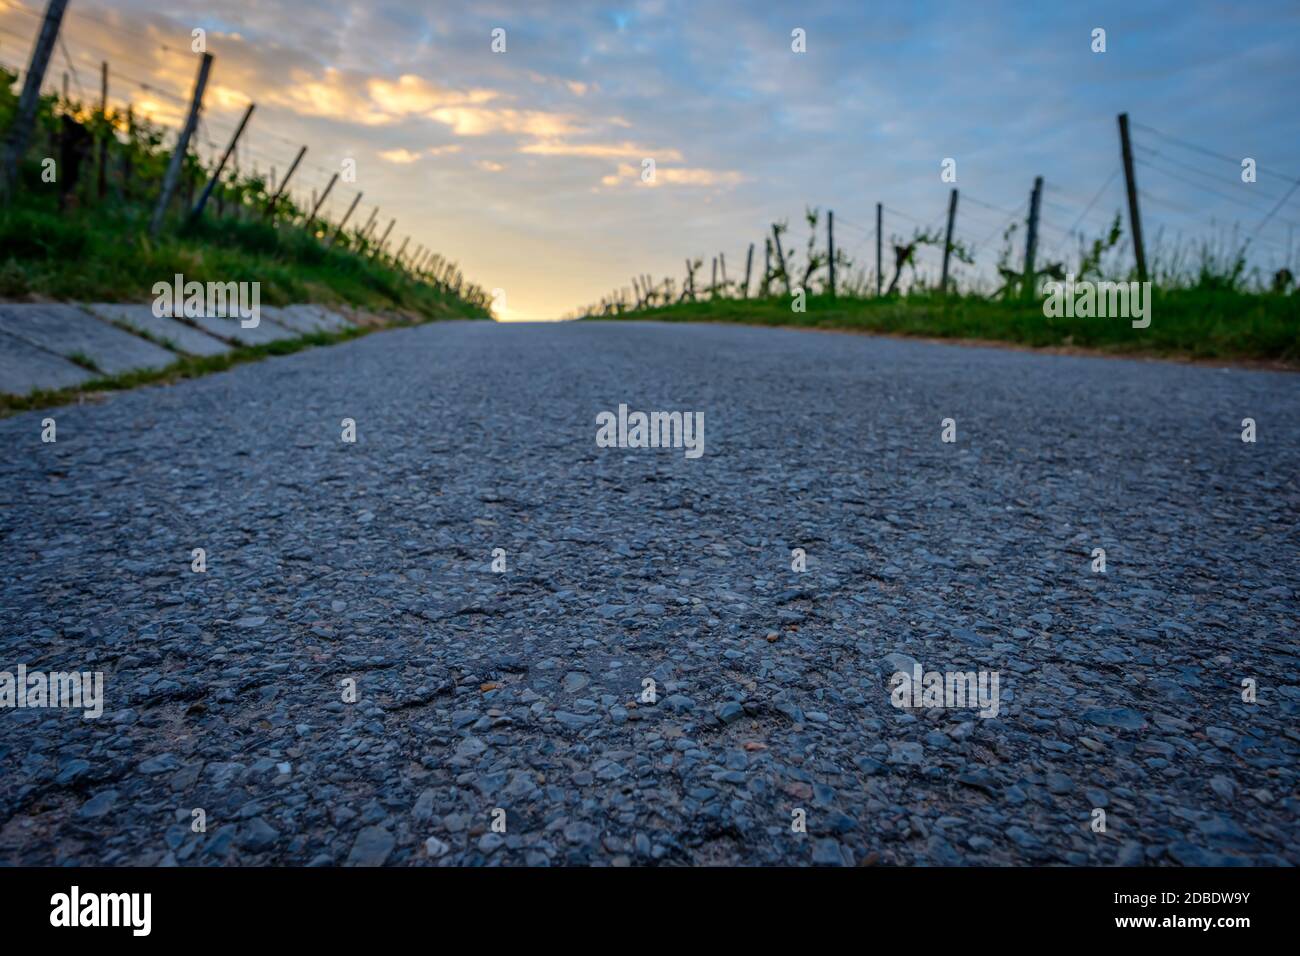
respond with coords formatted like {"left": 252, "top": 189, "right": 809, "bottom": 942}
{"left": 209, "top": 86, "right": 254, "bottom": 111}
{"left": 520, "top": 140, "right": 684, "bottom": 161}
{"left": 132, "top": 97, "right": 186, "bottom": 128}
{"left": 269, "top": 68, "right": 392, "bottom": 125}
{"left": 368, "top": 74, "right": 498, "bottom": 114}
{"left": 378, "top": 148, "right": 422, "bottom": 164}
{"left": 600, "top": 162, "right": 745, "bottom": 188}
{"left": 428, "top": 107, "right": 581, "bottom": 137}
{"left": 261, "top": 69, "right": 508, "bottom": 128}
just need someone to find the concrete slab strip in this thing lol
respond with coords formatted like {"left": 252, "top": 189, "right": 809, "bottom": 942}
{"left": 286, "top": 303, "right": 354, "bottom": 332}
{"left": 0, "top": 330, "right": 97, "bottom": 395}
{"left": 84, "top": 303, "right": 232, "bottom": 357}
{"left": 1, "top": 300, "right": 364, "bottom": 395}
{"left": 187, "top": 311, "right": 299, "bottom": 346}
{"left": 258, "top": 306, "right": 319, "bottom": 335}
{"left": 0, "top": 303, "right": 176, "bottom": 376}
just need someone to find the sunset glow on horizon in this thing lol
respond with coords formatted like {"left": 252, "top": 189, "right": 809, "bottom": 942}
{"left": 3, "top": 0, "right": 1297, "bottom": 319}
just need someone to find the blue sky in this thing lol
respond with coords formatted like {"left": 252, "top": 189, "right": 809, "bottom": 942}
{"left": 3, "top": 0, "right": 1297, "bottom": 316}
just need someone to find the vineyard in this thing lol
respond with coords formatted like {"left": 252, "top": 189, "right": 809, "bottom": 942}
{"left": 0, "top": 0, "right": 489, "bottom": 319}
{"left": 572, "top": 118, "right": 1299, "bottom": 363}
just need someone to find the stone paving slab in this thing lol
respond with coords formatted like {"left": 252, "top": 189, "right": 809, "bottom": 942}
{"left": 0, "top": 303, "right": 175, "bottom": 377}
{"left": 187, "top": 310, "right": 300, "bottom": 347}
{"left": 0, "top": 330, "right": 95, "bottom": 394}
{"left": 1, "top": 301, "right": 368, "bottom": 396}
{"left": 85, "top": 303, "right": 232, "bottom": 357}
{"left": 287, "top": 303, "right": 354, "bottom": 332}
{"left": 260, "top": 306, "right": 321, "bottom": 335}
{"left": 263, "top": 304, "right": 354, "bottom": 335}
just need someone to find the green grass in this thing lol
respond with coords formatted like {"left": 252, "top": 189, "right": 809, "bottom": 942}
{"left": 0, "top": 65, "right": 491, "bottom": 320}
{"left": 0, "top": 67, "right": 494, "bottom": 412}
{"left": 0, "top": 324, "right": 373, "bottom": 416}
{"left": 0, "top": 204, "right": 489, "bottom": 322}
{"left": 0, "top": 202, "right": 490, "bottom": 413}
{"left": 592, "top": 290, "right": 1300, "bottom": 365}
{"left": 64, "top": 350, "right": 101, "bottom": 372}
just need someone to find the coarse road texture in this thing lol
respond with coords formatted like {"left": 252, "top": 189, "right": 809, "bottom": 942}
{"left": 1, "top": 320, "right": 1297, "bottom": 866}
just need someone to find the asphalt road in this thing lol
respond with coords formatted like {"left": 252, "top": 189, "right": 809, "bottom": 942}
{"left": 1, "top": 320, "right": 1296, "bottom": 865}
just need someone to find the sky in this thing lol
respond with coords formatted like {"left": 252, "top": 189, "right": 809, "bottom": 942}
{"left": 2, "top": 0, "right": 1298, "bottom": 319}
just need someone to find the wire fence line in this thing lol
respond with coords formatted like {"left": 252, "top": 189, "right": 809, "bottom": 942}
{"left": 6, "top": 3, "right": 1293, "bottom": 317}
{"left": 577, "top": 112, "right": 1298, "bottom": 316}
{"left": 0, "top": 0, "right": 488, "bottom": 304}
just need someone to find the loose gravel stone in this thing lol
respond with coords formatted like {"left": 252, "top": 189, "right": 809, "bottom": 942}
{"left": 345, "top": 826, "right": 395, "bottom": 867}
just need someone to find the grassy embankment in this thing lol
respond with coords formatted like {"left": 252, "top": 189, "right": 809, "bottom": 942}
{"left": 604, "top": 289, "right": 1298, "bottom": 365}
{"left": 582, "top": 207, "right": 1297, "bottom": 365}
{"left": 0, "top": 67, "right": 490, "bottom": 412}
